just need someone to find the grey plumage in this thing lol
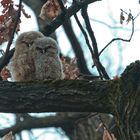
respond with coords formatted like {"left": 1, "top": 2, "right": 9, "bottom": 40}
{"left": 30, "top": 37, "right": 64, "bottom": 80}
{"left": 8, "top": 31, "right": 64, "bottom": 81}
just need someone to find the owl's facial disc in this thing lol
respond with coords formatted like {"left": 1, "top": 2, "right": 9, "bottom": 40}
{"left": 36, "top": 46, "right": 52, "bottom": 54}
{"left": 21, "top": 41, "right": 34, "bottom": 48}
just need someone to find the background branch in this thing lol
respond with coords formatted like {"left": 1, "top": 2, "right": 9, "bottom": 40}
{"left": 0, "top": 0, "right": 22, "bottom": 72}
{"left": 63, "top": 20, "right": 92, "bottom": 75}
{"left": 99, "top": 13, "right": 135, "bottom": 56}
{"left": 81, "top": 6, "right": 110, "bottom": 79}
{"left": 42, "top": 0, "right": 101, "bottom": 35}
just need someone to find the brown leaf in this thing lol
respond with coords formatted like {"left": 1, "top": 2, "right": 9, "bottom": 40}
{"left": 103, "top": 129, "right": 117, "bottom": 140}
{"left": 61, "top": 56, "right": 80, "bottom": 79}
{"left": 39, "top": 0, "right": 67, "bottom": 20}
{"left": 126, "top": 13, "right": 132, "bottom": 24}
{"left": 120, "top": 11, "right": 125, "bottom": 24}
{"left": 0, "top": 66, "right": 11, "bottom": 80}
{"left": 2, "top": 131, "right": 14, "bottom": 140}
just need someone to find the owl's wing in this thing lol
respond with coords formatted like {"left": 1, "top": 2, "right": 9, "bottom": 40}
{"left": 7, "top": 52, "right": 35, "bottom": 81}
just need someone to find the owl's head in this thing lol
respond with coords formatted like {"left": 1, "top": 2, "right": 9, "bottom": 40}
{"left": 31, "top": 37, "right": 59, "bottom": 55}
{"left": 16, "top": 31, "right": 44, "bottom": 47}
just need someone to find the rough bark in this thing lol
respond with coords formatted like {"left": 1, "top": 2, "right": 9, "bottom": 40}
{"left": 0, "top": 79, "right": 114, "bottom": 113}
{"left": 0, "top": 60, "right": 139, "bottom": 115}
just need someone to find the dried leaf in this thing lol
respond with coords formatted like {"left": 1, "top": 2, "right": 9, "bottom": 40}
{"left": 103, "top": 129, "right": 117, "bottom": 140}
{"left": 15, "top": 5, "right": 31, "bottom": 18}
{"left": 120, "top": 11, "right": 125, "bottom": 24}
{"left": 39, "top": 0, "right": 67, "bottom": 20}
{"left": 0, "top": 0, "right": 30, "bottom": 44}
{"left": 126, "top": 12, "right": 132, "bottom": 24}
{"left": 39, "top": 0, "right": 60, "bottom": 20}
{"left": 113, "top": 75, "right": 119, "bottom": 81}
{"left": 2, "top": 131, "right": 14, "bottom": 140}
{"left": 61, "top": 56, "right": 80, "bottom": 79}
{"left": 0, "top": 66, "right": 11, "bottom": 80}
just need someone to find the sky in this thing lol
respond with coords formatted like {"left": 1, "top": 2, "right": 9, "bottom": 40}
{"left": 0, "top": 0, "right": 140, "bottom": 140}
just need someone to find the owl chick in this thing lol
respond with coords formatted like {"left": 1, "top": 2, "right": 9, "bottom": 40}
{"left": 30, "top": 37, "right": 64, "bottom": 80}
{"left": 8, "top": 31, "right": 44, "bottom": 81}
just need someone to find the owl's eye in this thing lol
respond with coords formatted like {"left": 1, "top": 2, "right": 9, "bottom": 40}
{"left": 36, "top": 46, "right": 53, "bottom": 54}
{"left": 22, "top": 41, "right": 34, "bottom": 47}
{"left": 36, "top": 47, "right": 46, "bottom": 54}
{"left": 47, "top": 46, "right": 51, "bottom": 49}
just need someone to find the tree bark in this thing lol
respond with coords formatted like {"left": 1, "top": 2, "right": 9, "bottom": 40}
{"left": 0, "top": 60, "right": 139, "bottom": 115}
{"left": 0, "top": 79, "right": 114, "bottom": 113}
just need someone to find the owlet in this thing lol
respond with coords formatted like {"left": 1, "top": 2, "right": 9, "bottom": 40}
{"left": 30, "top": 36, "right": 64, "bottom": 80}
{"left": 8, "top": 31, "right": 64, "bottom": 81}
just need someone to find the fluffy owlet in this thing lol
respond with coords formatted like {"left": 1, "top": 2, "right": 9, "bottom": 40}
{"left": 8, "top": 31, "right": 64, "bottom": 81}
{"left": 30, "top": 36, "right": 64, "bottom": 80}
{"left": 8, "top": 31, "right": 44, "bottom": 81}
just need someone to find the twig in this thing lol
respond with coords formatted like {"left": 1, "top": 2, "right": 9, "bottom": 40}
{"left": 0, "top": 49, "right": 4, "bottom": 55}
{"left": 134, "top": 12, "right": 140, "bottom": 20}
{"left": 81, "top": 6, "right": 99, "bottom": 59}
{"left": 98, "top": 115, "right": 114, "bottom": 140}
{"left": 99, "top": 15, "right": 134, "bottom": 56}
{"left": 42, "top": 0, "right": 101, "bottom": 35}
{"left": 75, "top": 113, "right": 98, "bottom": 125}
{"left": 57, "top": 0, "right": 66, "bottom": 12}
{"left": 74, "top": 13, "right": 103, "bottom": 79}
{"left": 0, "top": 0, "right": 22, "bottom": 71}
{"left": 81, "top": 6, "right": 110, "bottom": 79}
{"left": 63, "top": 20, "right": 92, "bottom": 75}
{"left": 99, "top": 10, "right": 140, "bottom": 57}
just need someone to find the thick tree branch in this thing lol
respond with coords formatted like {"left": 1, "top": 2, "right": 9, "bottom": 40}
{"left": 0, "top": 61, "right": 139, "bottom": 115}
{"left": 0, "top": 113, "right": 91, "bottom": 137}
{"left": 0, "top": 115, "right": 73, "bottom": 137}
{"left": 0, "top": 79, "right": 114, "bottom": 113}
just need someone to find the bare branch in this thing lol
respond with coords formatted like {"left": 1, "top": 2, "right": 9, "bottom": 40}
{"left": 42, "top": 0, "right": 101, "bottom": 35}
{"left": 81, "top": 6, "right": 110, "bottom": 79}
{"left": 0, "top": 0, "right": 22, "bottom": 72}
{"left": 63, "top": 20, "right": 92, "bottom": 75}
{"left": 57, "top": 0, "right": 66, "bottom": 12}
{"left": 81, "top": 6, "right": 99, "bottom": 59}
{"left": 99, "top": 11, "right": 136, "bottom": 56}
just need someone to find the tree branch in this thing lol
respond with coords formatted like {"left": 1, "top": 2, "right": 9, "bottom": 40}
{"left": 99, "top": 12, "right": 135, "bottom": 56}
{"left": 0, "top": 113, "right": 90, "bottom": 137}
{"left": 0, "top": 0, "right": 22, "bottom": 72}
{"left": 81, "top": 6, "right": 110, "bottom": 79}
{"left": 0, "top": 61, "right": 139, "bottom": 115}
{"left": 42, "top": 0, "right": 101, "bottom": 35}
{"left": 0, "top": 79, "right": 114, "bottom": 113}
{"left": 63, "top": 20, "right": 92, "bottom": 75}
